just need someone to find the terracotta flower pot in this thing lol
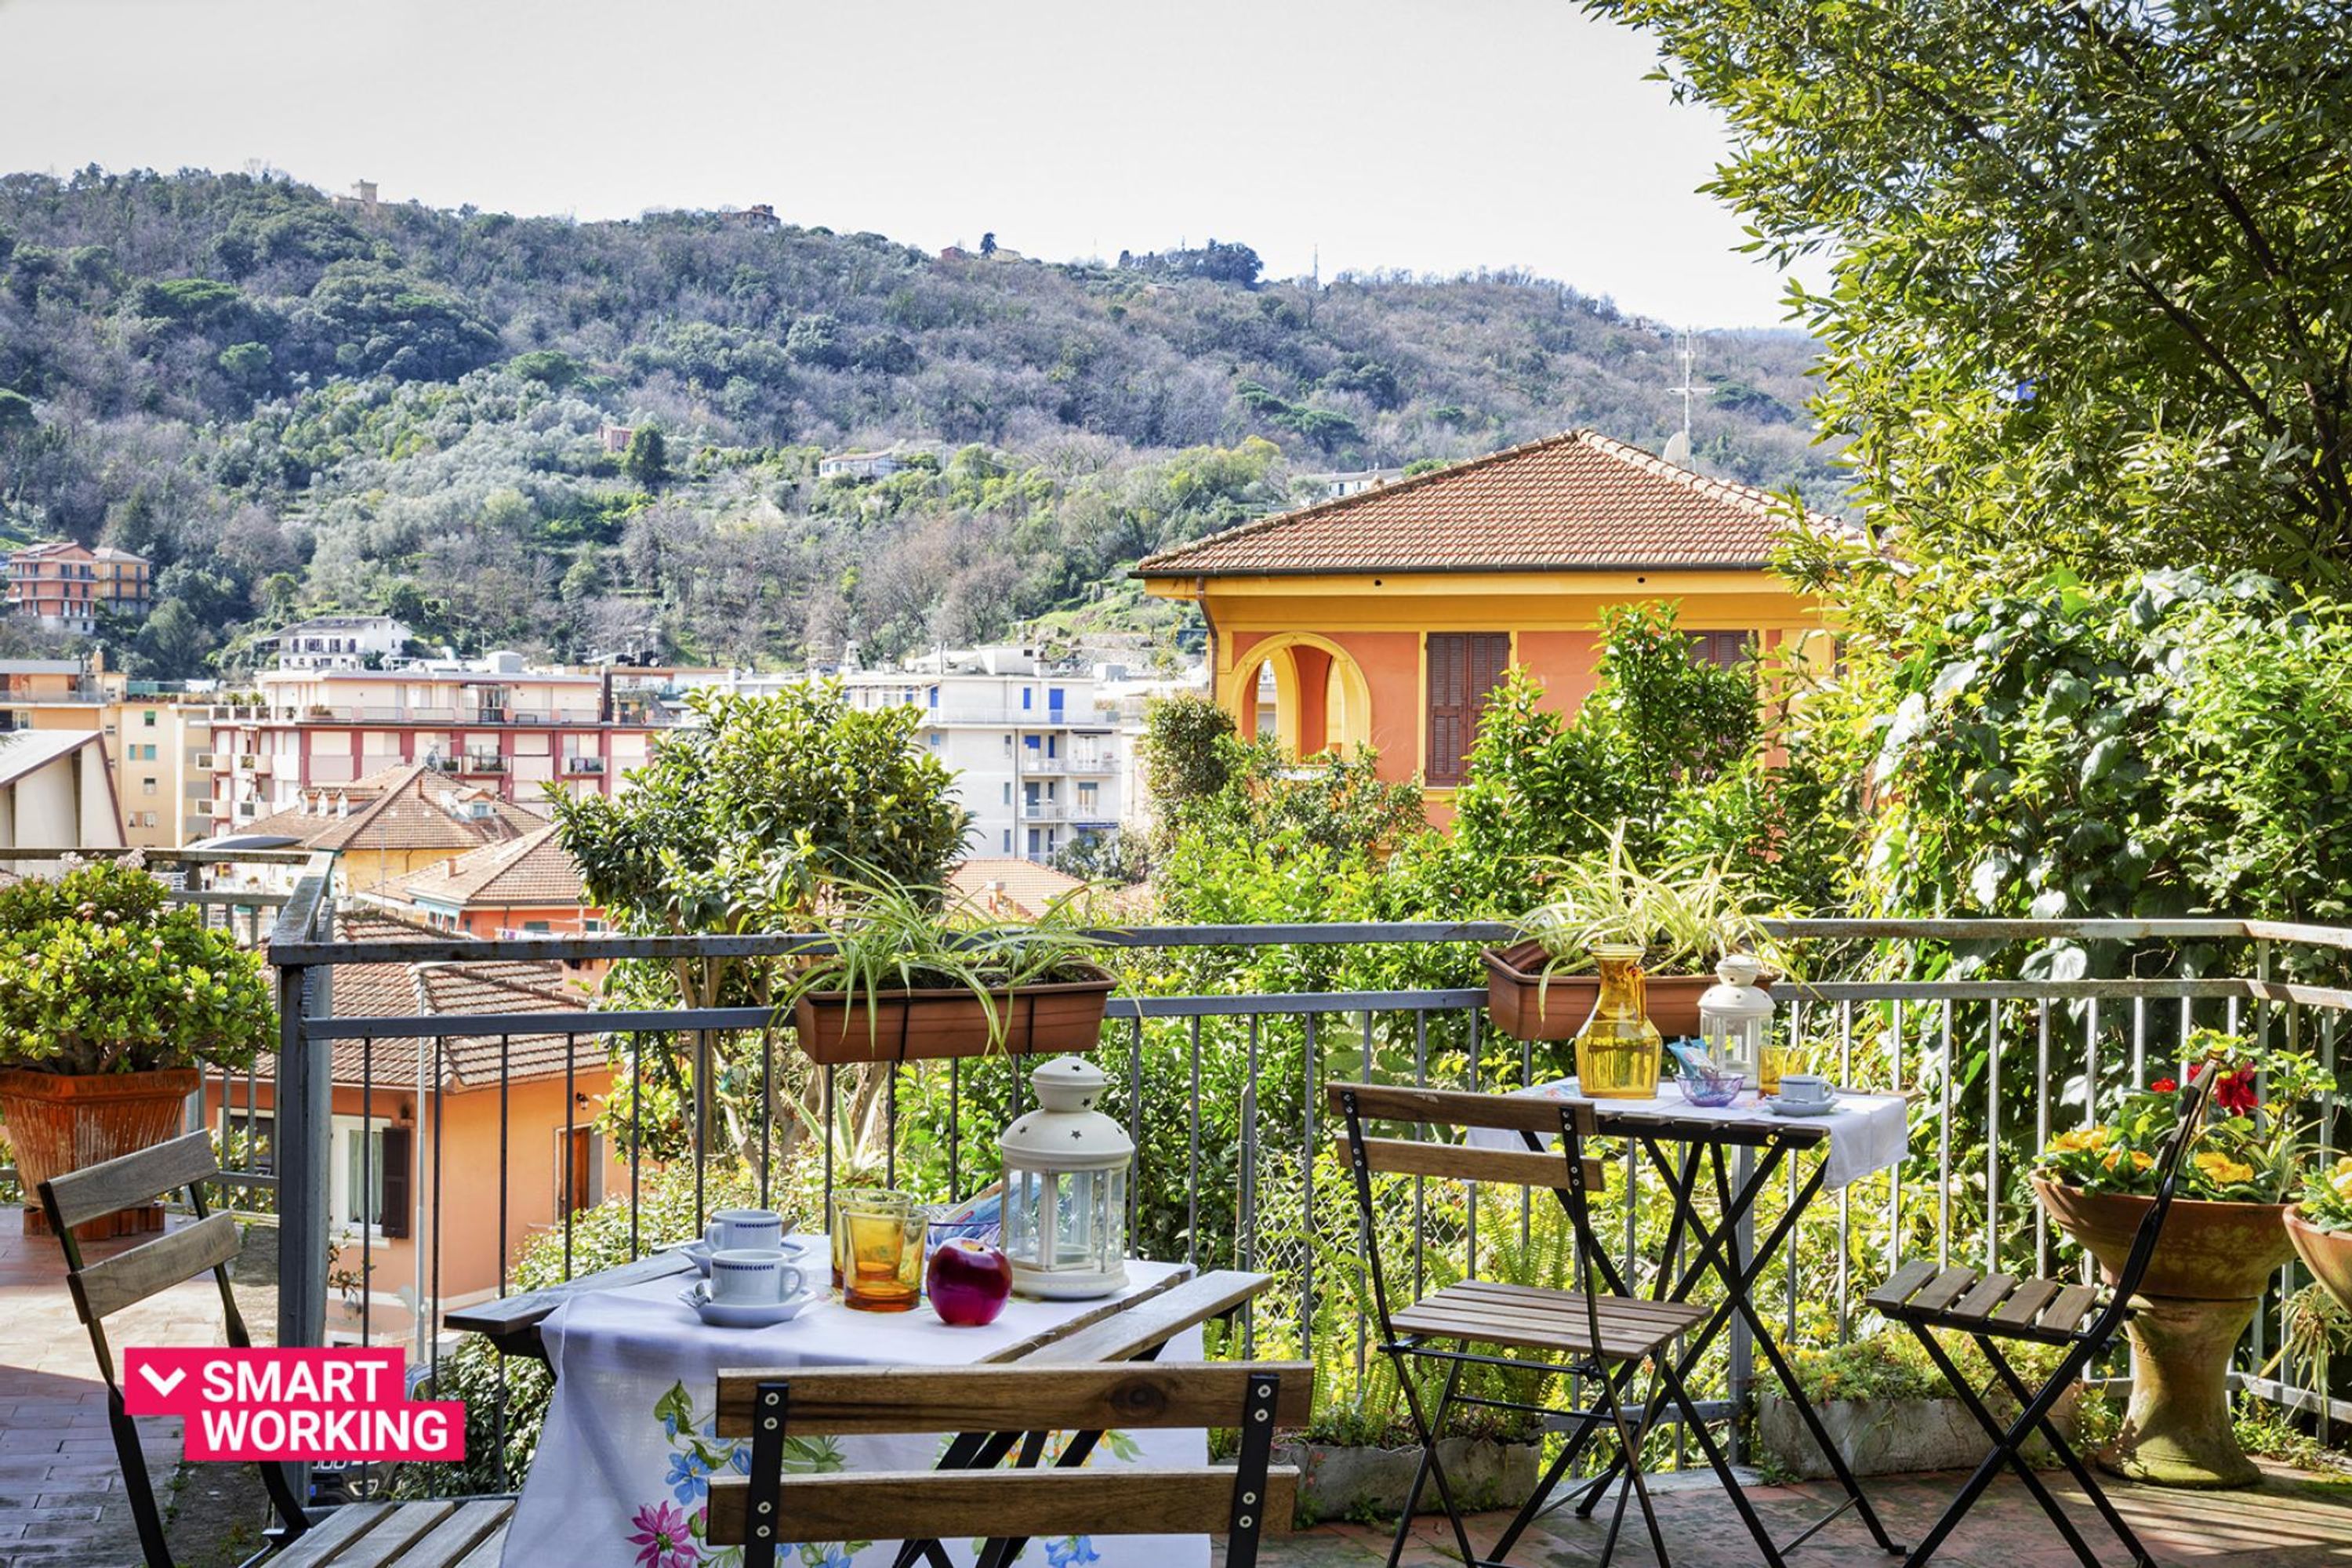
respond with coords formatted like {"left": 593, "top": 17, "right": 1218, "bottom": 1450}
{"left": 2032, "top": 1174, "right": 2292, "bottom": 1488}
{"left": 0, "top": 1067, "right": 203, "bottom": 1239}
{"left": 1481, "top": 941, "right": 1739, "bottom": 1044}
{"left": 2029, "top": 1174, "right": 2292, "bottom": 1301}
{"left": 2286, "top": 1205, "right": 2352, "bottom": 1316}
{"left": 793, "top": 966, "right": 1115, "bottom": 1066}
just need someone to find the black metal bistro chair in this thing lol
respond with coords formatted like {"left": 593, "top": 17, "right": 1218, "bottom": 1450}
{"left": 704, "top": 1359, "right": 1309, "bottom": 1568}
{"left": 1866, "top": 1061, "right": 2218, "bottom": 1568}
{"left": 1329, "top": 1082, "right": 1711, "bottom": 1568}
{"left": 36, "top": 1129, "right": 514, "bottom": 1568}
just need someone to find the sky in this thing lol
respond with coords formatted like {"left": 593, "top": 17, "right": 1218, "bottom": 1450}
{"left": 0, "top": 0, "right": 1817, "bottom": 328}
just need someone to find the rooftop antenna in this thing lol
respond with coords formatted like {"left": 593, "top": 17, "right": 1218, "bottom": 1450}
{"left": 1662, "top": 325, "right": 1710, "bottom": 468}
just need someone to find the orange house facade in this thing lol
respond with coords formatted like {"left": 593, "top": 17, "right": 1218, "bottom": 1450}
{"left": 1136, "top": 430, "right": 1839, "bottom": 813}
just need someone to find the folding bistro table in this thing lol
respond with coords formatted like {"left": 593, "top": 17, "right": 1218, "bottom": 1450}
{"left": 1467, "top": 1080, "right": 1913, "bottom": 1566}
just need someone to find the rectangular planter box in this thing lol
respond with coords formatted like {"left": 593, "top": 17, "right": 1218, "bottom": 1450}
{"left": 1757, "top": 1388, "right": 2080, "bottom": 1479}
{"left": 792, "top": 967, "right": 1115, "bottom": 1065}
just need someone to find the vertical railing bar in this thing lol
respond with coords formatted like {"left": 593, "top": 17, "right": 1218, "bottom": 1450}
{"left": 1520, "top": 1030, "right": 1533, "bottom": 1251}
{"left": 1411, "top": 1011, "right": 1428, "bottom": 1305}
{"left": 1985, "top": 1000, "right": 2002, "bottom": 1277}
{"left": 1359, "top": 1010, "right": 1374, "bottom": 1381}
{"left": 430, "top": 1033, "right": 445, "bottom": 1391}
{"left": 2132, "top": 996, "right": 2148, "bottom": 1090}
{"left": 562, "top": 1031, "right": 576, "bottom": 1282}
{"left": 361, "top": 1034, "right": 374, "bottom": 1348}
{"left": 1465, "top": 1005, "right": 1480, "bottom": 1281}
{"left": 1938, "top": 1000, "right": 1954, "bottom": 1270}
{"left": 949, "top": 1055, "right": 962, "bottom": 1204}
{"left": 1126, "top": 1016, "right": 1143, "bottom": 1243}
{"left": 692, "top": 1028, "right": 710, "bottom": 1236}
{"left": 497, "top": 1034, "right": 510, "bottom": 1298}
{"left": 1301, "top": 1012, "right": 1319, "bottom": 1360}
{"left": 1837, "top": 999, "right": 1853, "bottom": 1338}
{"left": 885, "top": 1058, "right": 898, "bottom": 1191}
{"left": 2035, "top": 1000, "right": 2052, "bottom": 1274}
{"left": 1886, "top": 999, "right": 1903, "bottom": 1279}
{"left": 759, "top": 1024, "right": 774, "bottom": 1211}
{"left": 1186, "top": 1015, "right": 1202, "bottom": 1269}
{"left": 1242, "top": 1013, "right": 1259, "bottom": 1358}
{"left": 628, "top": 1033, "right": 642, "bottom": 1261}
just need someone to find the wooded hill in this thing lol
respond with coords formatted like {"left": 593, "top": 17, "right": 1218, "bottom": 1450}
{"left": 0, "top": 167, "right": 1838, "bottom": 674}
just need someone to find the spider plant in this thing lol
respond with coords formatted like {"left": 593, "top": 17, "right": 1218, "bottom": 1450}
{"left": 777, "top": 869, "right": 1112, "bottom": 1049}
{"left": 1520, "top": 825, "right": 1794, "bottom": 979}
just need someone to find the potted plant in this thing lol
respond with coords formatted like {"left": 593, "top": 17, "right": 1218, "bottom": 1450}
{"left": 2286, "top": 1153, "right": 2352, "bottom": 1316}
{"left": 2029, "top": 1029, "right": 2336, "bottom": 1486}
{"left": 0, "top": 856, "right": 274, "bottom": 1238}
{"left": 1484, "top": 829, "right": 1788, "bottom": 1045}
{"left": 781, "top": 876, "right": 1116, "bottom": 1065}
{"left": 1761, "top": 1333, "right": 2087, "bottom": 1480}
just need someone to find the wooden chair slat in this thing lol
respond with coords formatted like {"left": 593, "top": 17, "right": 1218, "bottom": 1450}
{"left": 1390, "top": 1285, "right": 1700, "bottom": 1361}
{"left": 270, "top": 1502, "right": 395, "bottom": 1567}
{"left": 713, "top": 1361, "right": 1311, "bottom": 1439}
{"left": 1444, "top": 1279, "right": 1704, "bottom": 1327}
{"left": 1908, "top": 1267, "right": 1980, "bottom": 1315}
{"left": 1339, "top": 1137, "right": 1608, "bottom": 1194}
{"left": 1988, "top": 1279, "right": 2064, "bottom": 1327}
{"left": 2039, "top": 1283, "right": 2103, "bottom": 1335}
{"left": 71, "top": 1211, "right": 240, "bottom": 1323}
{"left": 1324, "top": 1081, "right": 1594, "bottom": 1137}
{"left": 1019, "top": 1271, "right": 1269, "bottom": 1366}
{"left": 706, "top": 1467, "right": 1298, "bottom": 1545}
{"left": 325, "top": 1499, "right": 459, "bottom": 1568}
{"left": 1947, "top": 1273, "right": 2020, "bottom": 1322}
{"left": 383, "top": 1501, "right": 513, "bottom": 1568}
{"left": 42, "top": 1130, "right": 218, "bottom": 1230}
{"left": 1864, "top": 1258, "right": 1943, "bottom": 1311}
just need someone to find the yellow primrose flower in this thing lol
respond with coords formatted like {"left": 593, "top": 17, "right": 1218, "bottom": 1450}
{"left": 2332, "top": 1167, "right": 2352, "bottom": 1201}
{"left": 2051, "top": 1127, "right": 2111, "bottom": 1154}
{"left": 2192, "top": 1150, "right": 2255, "bottom": 1187}
{"left": 2334, "top": 1155, "right": 2352, "bottom": 1178}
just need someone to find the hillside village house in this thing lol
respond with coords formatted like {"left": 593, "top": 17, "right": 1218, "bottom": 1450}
{"left": 262, "top": 614, "right": 414, "bottom": 670}
{"left": 208, "top": 907, "right": 614, "bottom": 1347}
{"left": 4, "top": 540, "right": 152, "bottom": 633}
{"left": 1134, "top": 429, "right": 1838, "bottom": 815}
{"left": 225, "top": 762, "right": 550, "bottom": 898}
{"left": 369, "top": 822, "right": 597, "bottom": 941}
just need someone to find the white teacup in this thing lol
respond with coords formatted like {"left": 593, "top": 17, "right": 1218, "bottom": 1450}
{"left": 709, "top": 1248, "right": 808, "bottom": 1305}
{"left": 706, "top": 1208, "right": 785, "bottom": 1253}
{"left": 1779, "top": 1073, "right": 1834, "bottom": 1106}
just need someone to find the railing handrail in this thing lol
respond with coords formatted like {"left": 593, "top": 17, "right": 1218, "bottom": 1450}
{"left": 262, "top": 913, "right": 2348, "bottom": 971}
{"left": 3, "top": 845, "right": 318, "bottom": 866}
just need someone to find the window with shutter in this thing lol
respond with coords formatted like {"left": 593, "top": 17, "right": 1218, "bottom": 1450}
{"left": 1425, "top": 633, "right": 1512, "bottom": 786}
{"left": 1687, "top": 630, "right": 1754, "bottom": 668}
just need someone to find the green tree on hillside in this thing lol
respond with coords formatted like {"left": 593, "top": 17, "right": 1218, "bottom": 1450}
{"left": 622, "top": 426, "right": 669, "bottom": 488}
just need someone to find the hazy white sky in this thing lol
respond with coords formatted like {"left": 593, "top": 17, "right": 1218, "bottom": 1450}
{"left": 0, "top": 0, "right": 1814, "bottom": 326}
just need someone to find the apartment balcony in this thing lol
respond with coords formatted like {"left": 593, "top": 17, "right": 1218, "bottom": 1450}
{"left": 1019, "top": 800, "right": 1066, "bottom": 821}
{"left": 459, "top": 753, "right": 506, "bottom": 774}
{"left": 564, "top": 755, "right": 606, "bottom": 774}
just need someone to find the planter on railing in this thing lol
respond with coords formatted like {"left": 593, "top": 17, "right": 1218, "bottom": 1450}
{"left": 1482, "top": 939, "right": 1721, "bottom": 1041}
{"left": 792, "top": 966, "right": 1116, "bottom": 1065}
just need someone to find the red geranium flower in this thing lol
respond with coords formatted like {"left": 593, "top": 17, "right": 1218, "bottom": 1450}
{"left": 2149, "top": 1076, "right": 2177, "bottom": 1094}
{"left": 2214, "top": 1068, "right": 2259, "bottom": 1116}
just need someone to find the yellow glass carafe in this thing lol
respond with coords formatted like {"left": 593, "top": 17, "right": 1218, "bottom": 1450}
{"left": 1575, "top": 944, "right": 1664, "bottom": 1099}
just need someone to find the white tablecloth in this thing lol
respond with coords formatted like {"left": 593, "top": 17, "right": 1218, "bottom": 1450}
{"left": 1465, "top": 1078, "right": 1911, "bottom": 1191}
{"left": 504, "top": 1242, "right": 1207, "bottom": 1568}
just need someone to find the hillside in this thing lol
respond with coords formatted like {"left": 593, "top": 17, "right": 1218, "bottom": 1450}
{"left": 0, "top": 168, "right": 1840, "bottom": 674}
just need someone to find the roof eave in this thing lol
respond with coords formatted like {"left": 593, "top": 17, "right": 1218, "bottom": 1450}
{"left": 1131, "top": 558, "right": 1778, "bottom": 581}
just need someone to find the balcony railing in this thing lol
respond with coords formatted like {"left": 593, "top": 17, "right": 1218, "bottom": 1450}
{"left": 249, "top": 897, "right": 2352, "bottom": 1502}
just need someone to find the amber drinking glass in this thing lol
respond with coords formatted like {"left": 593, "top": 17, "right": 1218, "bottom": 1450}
{"left": 833, "top": 1191, "right": 923, "bottom": 1312}
{"left": 1760, "top": 1040, "right": 1810, "bottom": 1097}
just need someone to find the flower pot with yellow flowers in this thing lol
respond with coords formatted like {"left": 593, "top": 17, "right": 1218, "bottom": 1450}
{"left": 2285, "top": 1154, "right": 2352, "bottom": 1319}
{"left": 2030, "top": 1030, "right": 2336, "bottom": 1487}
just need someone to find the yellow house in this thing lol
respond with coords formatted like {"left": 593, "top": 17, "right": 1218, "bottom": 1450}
{"left": 1134, "top": 429, "right": 1839, "bottom": 814}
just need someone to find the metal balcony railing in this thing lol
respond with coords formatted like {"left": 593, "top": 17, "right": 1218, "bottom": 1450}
{"left": 249, "top": 892, "right": 2352, "bottom": 1501}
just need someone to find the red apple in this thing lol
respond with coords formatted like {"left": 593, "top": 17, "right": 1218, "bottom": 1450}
{"left": 927, "top": 1238, "right": 1013, "bottom": 1326}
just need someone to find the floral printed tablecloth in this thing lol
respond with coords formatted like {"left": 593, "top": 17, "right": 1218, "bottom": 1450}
{"left": 503, "top": 1243, "right": 1207, "bottom": 1568}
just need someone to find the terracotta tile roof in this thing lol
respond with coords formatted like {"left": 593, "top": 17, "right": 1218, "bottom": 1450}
{"left": 947, "top": 858, "right": 1091, "bottom": 921}
{"left": 1133, "top": 429, "right": 1846, "bottom": 578}
{"left": 387, "top": 825, "right": 587, "bottom": 911}
{"left": 266, "top": 906, "right": 598, "bottom": 1091}
{"left": 242, "top": 765, "right": 543, "bottom": 853}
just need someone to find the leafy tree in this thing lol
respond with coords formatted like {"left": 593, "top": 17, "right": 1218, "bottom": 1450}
{"left": 0, "top": 389, "right": 33, "bottom": 432}
{"left": 1590, "top": 0, "right": 2352, "bottom": 588}
{"left": 784, "top": 312, "right": 848, "bottom": 368}
{"left": 622, "top": 426, "right": 670, "bottom": 488}
{"left": 979, "top": 232, "right": 997, "bottom": 257}
{"left": 216, "top": 341, "right": 274, "bottom": 387}
{"left": 299, "top": 263, "right": 499, "bottom": 381}
{"left": 1141, "top": 691, "right": 1235, "bottom": 821}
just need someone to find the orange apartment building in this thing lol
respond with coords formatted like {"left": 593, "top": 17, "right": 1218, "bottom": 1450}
{"left": 209, "top": 908, "right": 616, "bottom": 1346}
{"left": 1135, "top": 429, "right": 1841, "bottom": 815}
{"left": 5, "top": 541, "right": 152, "bottom": 633}
{"left": 207, "top": 655, "right": 691, "bottom": 829}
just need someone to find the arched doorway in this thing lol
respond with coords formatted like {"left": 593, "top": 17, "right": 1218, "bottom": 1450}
{"left": 1225, "top": 633, "right": 1374, "bottom": 757}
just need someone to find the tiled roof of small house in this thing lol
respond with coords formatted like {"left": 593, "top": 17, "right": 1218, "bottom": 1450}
{"left": 1133, "top": 429, "right": 1846, "bottom": 578}
{"left": 387, "top": 825, "right": 586, "bottom": 910}
{"left": 242, "top": 765, "right": 542, "bottom": 853}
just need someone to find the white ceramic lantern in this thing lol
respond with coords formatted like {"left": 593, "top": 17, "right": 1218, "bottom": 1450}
{"left": 999, "top": 1057, "right": 1131, "bottom": 1299}
{"left": 1697, "top": 953, "right": 1775, "bottom": 1088}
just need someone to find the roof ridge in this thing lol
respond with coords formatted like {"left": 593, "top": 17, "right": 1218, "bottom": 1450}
{"left": 1133, "top": 429, "right": 1592, "bottom": 575}
{"left": 1569, "top": 429, "right": 1822, "bottom": 524}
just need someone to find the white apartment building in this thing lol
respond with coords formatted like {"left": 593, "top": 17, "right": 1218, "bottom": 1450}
{"left": 263, "top": 615, "right": 414, "bottom": 670}
{"left": 691, "top": 648, "right": 1131, "bottom": 865}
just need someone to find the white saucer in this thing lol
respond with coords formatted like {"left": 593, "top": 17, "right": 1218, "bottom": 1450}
{"left": 679, "top": 1280, "right": 818, "bottom": 1328}
{"left": 1762, "top": 1094, "right": 1839, "bottom": 1118}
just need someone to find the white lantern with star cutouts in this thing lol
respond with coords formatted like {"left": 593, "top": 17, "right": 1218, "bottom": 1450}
{"left": 999, "top": 1056, "right": 1131, "bottom": 1299}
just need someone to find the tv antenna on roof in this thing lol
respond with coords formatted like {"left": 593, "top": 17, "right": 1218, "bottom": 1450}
{"left": 1662, "top": 325, "right": 1710, "bottom": 469}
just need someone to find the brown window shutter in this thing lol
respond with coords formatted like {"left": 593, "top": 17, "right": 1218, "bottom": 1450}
{"left": 1426, "top": 633, "right": 1511, "bottom": 786}
{"left": 379, "top": 1127, "right": 412, "bottom": 1239}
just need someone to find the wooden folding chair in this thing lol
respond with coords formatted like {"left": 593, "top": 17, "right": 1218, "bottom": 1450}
{"left": 706, "top": 1361, "right": 1309, "bottom": 1568}
{"left": 1867, "top": 1062, "right": 2218, "bottom": 1568}
{"left": 1328, "top": 1082, "right": 1709, "bottom": 1568}
{"left": 36, "top": 1130, "right": 513, "bottom": 1568}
